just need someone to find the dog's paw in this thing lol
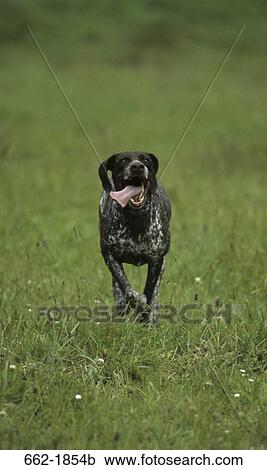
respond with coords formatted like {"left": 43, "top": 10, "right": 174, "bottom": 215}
{"left": 136, "top": 293, "right": 147, "bottom": 308}
{"left": 135, "top": 305, "right": 159, "bottom": 326}
{"left": 126, "top": 289, "right": 146, "bottom": 309}
{"left": 113, "top": 302, "right": 130, "bottom": 317}
{"left": 148, "top": 309, "right": 159, "bottom": 327}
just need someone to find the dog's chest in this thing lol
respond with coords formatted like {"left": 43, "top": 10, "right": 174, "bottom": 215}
{"left": 106, "top": 208, "right": 166, "bottom": 264}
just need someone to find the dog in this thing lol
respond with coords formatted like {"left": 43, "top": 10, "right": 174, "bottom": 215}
{"left": 98, "top": 151, "right": 171, "bottom": 324}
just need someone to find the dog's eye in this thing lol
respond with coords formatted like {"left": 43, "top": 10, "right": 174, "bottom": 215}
{"left": 141, "top": 156, "right": 151, "bottom": 164}
{"left": 118, "top": 157, "right": 129, "bottom": 164}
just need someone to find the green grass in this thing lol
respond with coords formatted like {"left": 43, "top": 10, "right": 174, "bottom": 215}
{"left": 0, "top": 0, "right": 267, "bottom": 449}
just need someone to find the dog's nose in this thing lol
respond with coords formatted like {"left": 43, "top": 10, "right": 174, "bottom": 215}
{"left": 130, "top": 161, "right": 145, "bottom": 173}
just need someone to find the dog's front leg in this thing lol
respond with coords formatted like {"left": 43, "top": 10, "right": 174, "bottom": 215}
{"left": 142, "top": 258, "right": 165, "bottom": 325}
{"left": 104, "top": 254, "right": 146, "bottom": 309}
{"left": 112, "top": 278, "right": 130, "bottom": 316}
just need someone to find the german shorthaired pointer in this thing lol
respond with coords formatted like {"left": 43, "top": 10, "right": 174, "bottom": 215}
{"left": 98, "top": 151, "right": 171, "bottom": 325}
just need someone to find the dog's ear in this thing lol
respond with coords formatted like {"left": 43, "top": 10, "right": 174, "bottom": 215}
{"left": 98, "top": 154, "right": 118, "bottom": 192}
{"left": 147, "top": 153, "right": 159, "bottom": 175}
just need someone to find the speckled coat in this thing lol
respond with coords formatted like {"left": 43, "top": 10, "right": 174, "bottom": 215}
{"left": 98, "top": 152, "right": 171, "bottom": 324}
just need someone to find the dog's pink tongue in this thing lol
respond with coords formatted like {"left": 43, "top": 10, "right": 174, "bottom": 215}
{"left": 110, "top": 185, "right": 141, "bottom": 208}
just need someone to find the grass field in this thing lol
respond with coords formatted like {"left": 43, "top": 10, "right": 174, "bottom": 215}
{"left": 0, "top": 0, "right": 267, "bottom": 450}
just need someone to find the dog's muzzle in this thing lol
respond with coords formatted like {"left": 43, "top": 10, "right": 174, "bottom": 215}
{"left": 110, "top": 160, "right": 149, "bottom": 208}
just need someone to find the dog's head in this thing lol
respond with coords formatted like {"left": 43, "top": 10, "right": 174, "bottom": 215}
{"left": 98, "top": 151, "right": 159, "bottom": 209}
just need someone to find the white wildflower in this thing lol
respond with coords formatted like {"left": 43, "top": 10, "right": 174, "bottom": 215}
{"left": 9, "top": 364, "right": 16, "bottom": 370}
{"left": 75, "top": 394, "right": 82, "bottom": 400}
{"left": 195, "top": 277, "right": 201, "bottom": 283}
{"left": 234, "top": 393, "right": 240, "bottom": 398}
